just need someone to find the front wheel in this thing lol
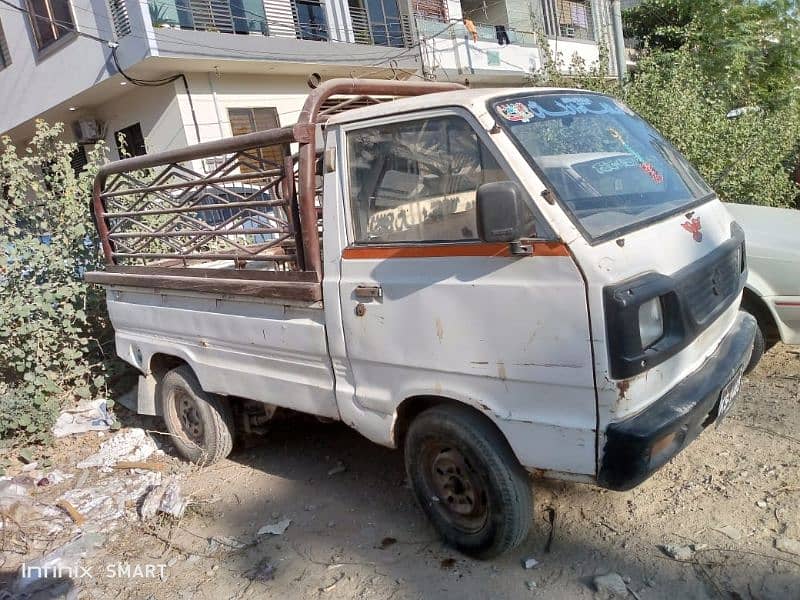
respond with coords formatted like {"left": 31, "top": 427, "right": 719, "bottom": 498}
{"left": 741, "top": 309, "right": 765, "bottom": 374}
{"left": 404, "top": 405, "right": 532, "bottom": 559}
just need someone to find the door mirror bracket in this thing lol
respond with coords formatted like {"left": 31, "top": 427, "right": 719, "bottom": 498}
{"left": 509, "top": 241, "right": 533, "bottom": 256}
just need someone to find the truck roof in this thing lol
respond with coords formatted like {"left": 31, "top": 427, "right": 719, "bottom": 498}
{"left": 325, "top": 86, "right": 589, "bottom": 125}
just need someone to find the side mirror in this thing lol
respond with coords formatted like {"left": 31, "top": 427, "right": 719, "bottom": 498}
{"left": 476, "top": 181, "right": 526, "bottom": 243}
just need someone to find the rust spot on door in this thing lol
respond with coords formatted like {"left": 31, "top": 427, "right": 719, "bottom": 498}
{"left": 435, "top": 318, "right": 444, "bottom": 342}
{"left": 617, "top": 379, "right": 631, "bottom": 401}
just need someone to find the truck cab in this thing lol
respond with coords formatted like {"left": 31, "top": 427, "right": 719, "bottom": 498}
{"left": 87, "top": 79, "right": 755, "bottom": 558}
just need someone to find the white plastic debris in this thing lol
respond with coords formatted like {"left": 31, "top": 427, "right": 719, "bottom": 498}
{"left": 76, "top": 428, "right": 158, "bottom": 470}
{"left": 59, "top": 471, "right": 162, "bottom": 530}
{"left": 0, "top": 477, "right": 32, "bottom": 500}
{"left": 38, "top": 470, "right": 74, "bottom": 487}
{"left": 257, "top": 518, "right": 292, "bottom": 536}
{"left": 52, "top": 398, "right": 114, "bottom": 438}
{"left": 141, "top": 478, "right": 188, "bottom": 520}
{"left": 521, "top": 556, "right": 539, "bottom": 569}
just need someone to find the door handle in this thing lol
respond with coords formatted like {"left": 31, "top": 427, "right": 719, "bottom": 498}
{"left": 354, "top": 285, "right": 383, "bottom": 300}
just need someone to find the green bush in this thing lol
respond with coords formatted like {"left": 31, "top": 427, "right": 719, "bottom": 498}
{"left": 625, "top": 51, "right": 800, "bottom": 207}
{"left": 532, "top": 46, "right": 800, "bottom": 208}
{"left": 0, "top": 121, "right": 109, "bottom": 443}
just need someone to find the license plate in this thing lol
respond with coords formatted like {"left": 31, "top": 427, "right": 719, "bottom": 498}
{"left": 717, "top": 367, "right": 743, "bottom": 423}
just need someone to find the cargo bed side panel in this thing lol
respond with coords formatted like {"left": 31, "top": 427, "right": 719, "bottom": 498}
{"left": 106, "top": 287, "right": 340, "bottom": 419}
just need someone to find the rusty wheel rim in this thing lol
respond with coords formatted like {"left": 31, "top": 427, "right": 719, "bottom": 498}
{"left": 174, "top": 389, "right": 204, "bottom": 444}
{"left": 421, "top": 442, "right": 488, "bottom": 533}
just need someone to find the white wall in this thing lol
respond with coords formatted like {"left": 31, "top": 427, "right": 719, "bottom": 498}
{"left": 91, "top": 82, "right": 188, "bottom": 160}
{"left": 174, "top": 72, "right": 314, "bottom": 146}
{"left": 547, "top": 38, "right": 601, "bottom": 70}
{"left": 0, "top": 0, "right": 151, "bottom": 135}
{"left": 423, "top": 34, "right": 600, "bottom": 81}
{"left": 425, "top": 36, "right": 541, "bottom": 78}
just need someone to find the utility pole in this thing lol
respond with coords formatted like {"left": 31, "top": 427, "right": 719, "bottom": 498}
{"left": 610, "top": 0, "right": 627, "bottom": 84}
{"left": 403, "top": 0, "right": 430, "bottom": 79}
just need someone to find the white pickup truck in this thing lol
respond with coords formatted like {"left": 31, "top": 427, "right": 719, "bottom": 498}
{"left": 87, "top": 79, "right": 756, "bottom": 558}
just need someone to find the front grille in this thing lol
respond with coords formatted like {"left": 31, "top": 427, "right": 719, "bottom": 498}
{"left": 679, "top": 244, "right": 742, "bottom": 325}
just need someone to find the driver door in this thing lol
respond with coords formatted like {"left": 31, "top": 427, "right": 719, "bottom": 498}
{"left": 337, "top": 110, "right": 597, "bottom": 475}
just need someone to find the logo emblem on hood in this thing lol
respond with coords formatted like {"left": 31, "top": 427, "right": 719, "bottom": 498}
{"left": 681, "top": 217, "right": 703, "bottom": 242}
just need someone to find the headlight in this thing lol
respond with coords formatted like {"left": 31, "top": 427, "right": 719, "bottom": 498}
{"left": 638, "top": 297, "right": 664, "bottom": 348}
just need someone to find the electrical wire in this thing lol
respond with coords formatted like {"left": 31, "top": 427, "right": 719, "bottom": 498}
{"left": 108, "top": 44, "right": 201, "bottom": 143}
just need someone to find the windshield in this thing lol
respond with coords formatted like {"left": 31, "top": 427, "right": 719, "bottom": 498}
{"left": 492, "top": 93, "right": 714, "bottom": 241}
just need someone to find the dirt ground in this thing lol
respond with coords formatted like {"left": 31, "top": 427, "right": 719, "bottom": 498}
{"left": 2, "top": 344, "right": 799, "bottom": 599}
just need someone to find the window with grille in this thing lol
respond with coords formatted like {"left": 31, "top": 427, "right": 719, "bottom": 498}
{"left": 0, "top": 19, "right": 10, "bottom": 69}
{"left": 25, "top": 0, "right": 76, "bottom": 51}
{"left": 227, "top": 107, "right": 286, "bottom": 172}
{"left": 293, "top": 0, "right": 329, "bottom": 41}
{"left": 348, "top": 0, "right": 406, "bottom": 47}
{"left": 540, "top": 0, "right": 594, "bottom": 41}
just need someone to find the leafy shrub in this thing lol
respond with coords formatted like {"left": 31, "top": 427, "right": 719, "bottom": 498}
{"left": 625, "top": 50, "right": 800, "bottom": 207}
{"left": 532, "top": 46, "right": 800, "bottom": 207}
{"left": 0, "top": 121, "right": 110, "bottom": 442}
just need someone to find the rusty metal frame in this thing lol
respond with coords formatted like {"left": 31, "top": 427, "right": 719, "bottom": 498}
{"left": 91, "top": 78, "right": 465, "bottom": 285}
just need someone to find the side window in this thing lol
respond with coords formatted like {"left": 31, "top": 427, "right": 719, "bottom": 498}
{"left": 26, "top": 0, "right": 75, "bottom": 52}
{"left": 347, "top": 115, "right": 519, "bottom": 244}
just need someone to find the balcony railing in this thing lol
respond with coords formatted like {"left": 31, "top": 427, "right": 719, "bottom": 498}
{"left": 107, "top": 0, "right": 416, "bottom": 47}
{"left": 146, "top": 0, "right": 269, "bottom": 35}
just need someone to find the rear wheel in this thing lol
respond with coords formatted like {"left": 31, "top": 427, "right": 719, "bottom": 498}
{"left": 404, "top": 404, "right": 532, "bottom": 559}
{"left": 161, "top": 365, "right": 234, "bottom": 465}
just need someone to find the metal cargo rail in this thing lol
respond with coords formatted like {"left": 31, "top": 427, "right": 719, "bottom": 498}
{"left": 85, "top": 78, "right": 464, "bottom": 301}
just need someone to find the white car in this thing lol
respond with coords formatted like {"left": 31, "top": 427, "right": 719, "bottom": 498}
{"left": 725, "top": 203, "right": 800, "bottom": 370}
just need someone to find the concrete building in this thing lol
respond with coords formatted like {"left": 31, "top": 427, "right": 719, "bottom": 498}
{"left": 0, "top": 0, "right": 619, "bottom": 160}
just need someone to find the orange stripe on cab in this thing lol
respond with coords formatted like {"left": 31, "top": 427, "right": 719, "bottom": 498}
{"left": 341, "top": 241, "right": 569, "bottom": 259}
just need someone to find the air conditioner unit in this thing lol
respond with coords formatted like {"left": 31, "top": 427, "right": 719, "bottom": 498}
{"left": 72, "top": 119, "right": 103, "bottom": 144}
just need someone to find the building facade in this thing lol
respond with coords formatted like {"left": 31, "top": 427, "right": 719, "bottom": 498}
{"left": 0, "top": 0, "right": 619, "bottom": 160}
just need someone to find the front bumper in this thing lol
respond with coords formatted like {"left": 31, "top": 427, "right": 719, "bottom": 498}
{"left": 598, "top": 311, "right": 757, "bottom": 491}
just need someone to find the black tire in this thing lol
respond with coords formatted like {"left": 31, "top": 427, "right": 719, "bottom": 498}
{"left": 743, "top": 310, "right": 765, "bottom": 374}
{"left": 161, "top": 365, "right": 234, "bottom": 465}
{"left": 404, "top": 404, "right": 532, "bottom": 559}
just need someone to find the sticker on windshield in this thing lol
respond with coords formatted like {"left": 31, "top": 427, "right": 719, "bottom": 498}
{"left": 525, "top": 97, "right": 626, "bottom": 120}
{"left": 608, "top": 128, "right": 665, "bottom": 185}
{"left": 591, "top": 156, "right": 639, "bottom": 174}
{"left": 496, "top": 96, "right": 627, "bottom": 123}
{"left": 496, "top": 102, "right": 535, "bottom": 123}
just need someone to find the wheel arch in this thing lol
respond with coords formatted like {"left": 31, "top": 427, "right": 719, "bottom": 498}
{"left": 148, "top": 353, "right": 188, "bottom": 381}
{"left": 741, "top": 286, "right": 780, "bottom": 347}
{"left": 393, "top": 395, "right": 516, "bottom": 456}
